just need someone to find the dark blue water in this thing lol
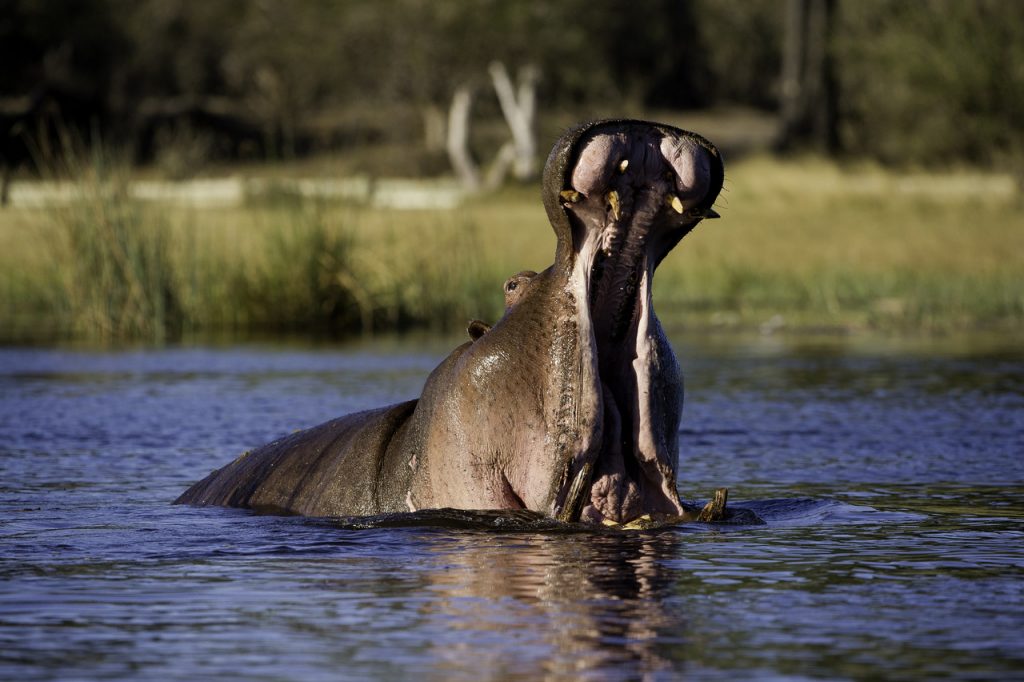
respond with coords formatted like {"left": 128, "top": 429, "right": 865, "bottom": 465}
{"left": 1, "top": 335, "right": 1022, "bottom": 680}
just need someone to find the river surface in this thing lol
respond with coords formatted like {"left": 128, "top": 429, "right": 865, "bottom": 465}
{"left": 1, "top": 334, "right": 1022, "bottom": 680}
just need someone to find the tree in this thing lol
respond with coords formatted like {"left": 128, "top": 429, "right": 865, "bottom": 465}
{"left": 776, "top": 0, "right": 837, "bottom": 152}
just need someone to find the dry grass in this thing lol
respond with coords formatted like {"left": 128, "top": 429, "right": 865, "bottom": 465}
{"left": 1, "top": 154, "right": 1020, "bottom": 342}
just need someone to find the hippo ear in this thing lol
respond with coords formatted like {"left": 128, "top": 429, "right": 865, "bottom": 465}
{"left": 467, "top": 319, "right": 491, "bottom": 341}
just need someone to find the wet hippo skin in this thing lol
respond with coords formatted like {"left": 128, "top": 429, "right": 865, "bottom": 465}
{"left": 176, "top": 119, "right": 724, "bottom": 524}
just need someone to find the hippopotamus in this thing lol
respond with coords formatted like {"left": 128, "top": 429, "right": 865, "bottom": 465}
{"left": 176, "top": 119, "right": 724, "bottom": 525}
{"left": 467, "top": 270, "right": 539, "bottom": 340}
{"left": 503, "top": 270, "right": 538, "bottom": 310}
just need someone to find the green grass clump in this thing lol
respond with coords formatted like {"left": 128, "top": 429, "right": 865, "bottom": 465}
{"left": 49, "top": 157, "right": 182, "bottom": 343}
{"left": 1, "top": 154, "right": 1021, "bottom": 343}
{"left": 653, "top": 156, "right": 1024, "bottom": 333}
{"left": 1, "top": 180, "right": 503, "bottom": 342}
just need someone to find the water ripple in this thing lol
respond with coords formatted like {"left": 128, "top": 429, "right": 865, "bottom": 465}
{"left": 1, "top": 340, "right": 1022, "bottom": 680}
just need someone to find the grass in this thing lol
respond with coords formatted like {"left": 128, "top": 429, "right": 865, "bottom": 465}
{"left": 657, "top": 155, "right": 1024, "bottom": 333}
{"left": 1, "top": 153, "right": 1021, "bottom": 343}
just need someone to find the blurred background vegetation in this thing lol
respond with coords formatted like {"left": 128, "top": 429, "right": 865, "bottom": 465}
{"left": 1, "top": 0, "right": 1021, "bottom": 342}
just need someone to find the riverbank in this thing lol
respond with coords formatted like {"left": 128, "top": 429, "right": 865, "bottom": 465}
{"left": 1, "top": 155, "right": 1020, "bottom": 343}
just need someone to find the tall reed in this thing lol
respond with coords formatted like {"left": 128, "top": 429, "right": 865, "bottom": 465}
{"left": 50, "top": 149, "right": 182, "bottom": 342}
{"left": 4, "top": 152, "right": 1020, "bottom": 343}
{"left": 38, "top": 164, "right": 503, "bottom": 341}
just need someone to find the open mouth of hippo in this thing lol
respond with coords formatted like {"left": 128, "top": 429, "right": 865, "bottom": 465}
{"left": 553, "top": 122, "right": 724, "bottom": 524}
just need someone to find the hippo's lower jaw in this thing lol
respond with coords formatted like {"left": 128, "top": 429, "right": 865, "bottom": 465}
{"left": 554, "top": 124, "right": 724, "bottom": 524}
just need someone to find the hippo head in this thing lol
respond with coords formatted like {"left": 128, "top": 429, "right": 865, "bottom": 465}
{"left": 543, "top": 120, "right": 722, "bottom": 273}
{"left": 534, "top": 120, "right": 724, "bottom": 523}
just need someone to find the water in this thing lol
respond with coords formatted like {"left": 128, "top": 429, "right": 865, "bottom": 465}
{"left": 1, "top": 335, "right": 1022, "bottom": 680}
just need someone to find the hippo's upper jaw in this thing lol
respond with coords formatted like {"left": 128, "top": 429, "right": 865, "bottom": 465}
{"left": 549, "top": 121, "right": 724, "bottom": 524}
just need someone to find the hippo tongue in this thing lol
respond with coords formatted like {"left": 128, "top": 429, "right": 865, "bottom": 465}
{"left": 556, "top": 124, "right": 722, "bottom": 524}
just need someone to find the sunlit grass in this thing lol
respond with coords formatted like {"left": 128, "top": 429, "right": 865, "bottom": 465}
{"left": 658, "top": 155, "right": 1023, "bottom": 331}
{"left": 1, "top": 154, "right": 1020, "bottom": 342}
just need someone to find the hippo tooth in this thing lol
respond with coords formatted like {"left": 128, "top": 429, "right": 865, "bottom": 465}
{"left": 667, "top": 195, "right": 684, "bottom": 214}
{"left": 705, "top": 208, "right": 721, "bottom": 219}
{"left": 620, "top": 514, "right": 655, "bottom": 530}
{"left": 558, "top": 459, "right": 594, "bottom": 522}
{"left": 607, "top": 190, "right": 621, "bottom": 221}
{"left": 560, "top": 189, "right": 580, "bottom": 203}
{"left": 618, "top": 159, "right": 629, "bottom": 173}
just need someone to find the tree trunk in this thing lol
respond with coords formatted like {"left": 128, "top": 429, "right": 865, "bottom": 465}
{"left": 806, "top": 0, "right": 838, "bottom": 152}
{"left": 776, "top": 0, "right": 837, "bottom": 153}
{"left": 777, "top": 0, "right": 807, "bottom": 148}
{"left": 483, "top": 141, "right": 516, "bottom": 190}
{"left": 446, "top": 85, "right": 480, "bottom": 191}
{"left": 489, "top": 62, "right": 540, "bottom": 181}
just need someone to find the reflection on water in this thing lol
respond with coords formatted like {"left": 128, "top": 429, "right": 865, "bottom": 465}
{"left": 414, "top": 531, "right": 686, "bottom": 679}
{"left": 0, "top": 336, "right": 1022, "bottom": 680}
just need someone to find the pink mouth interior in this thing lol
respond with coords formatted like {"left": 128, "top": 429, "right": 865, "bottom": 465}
{"left": 560, "top": 127, "right": 721, "bottom": 523}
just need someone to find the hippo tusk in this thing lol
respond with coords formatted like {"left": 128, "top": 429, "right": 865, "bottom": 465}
{"left": 556, "top": 459, "right": 594, "bottom": 523}
{"left": 607, "top": 190, "right": 621, "bottom": 221}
